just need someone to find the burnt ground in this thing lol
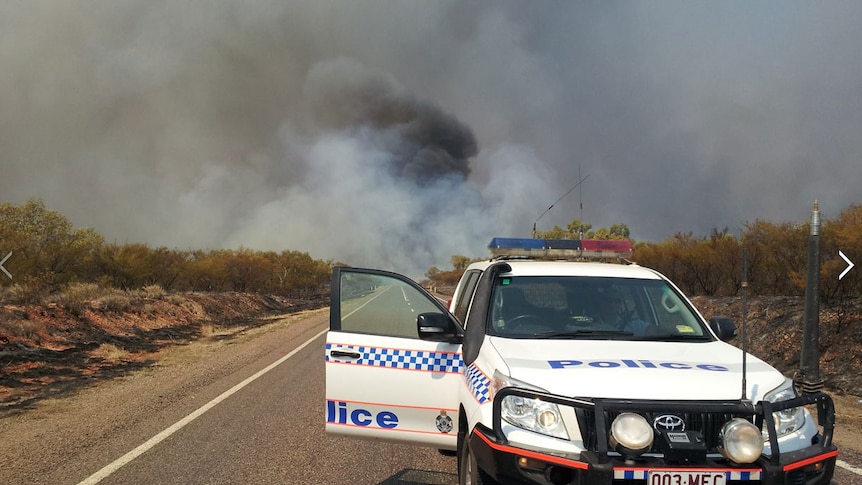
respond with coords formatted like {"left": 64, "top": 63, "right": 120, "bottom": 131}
{"left": 693, "top": 295, "right": 862, "bottom": 456}
{"left": 0, "top": 291, "right": 327, "bottom": 414}
{"left": 691, "top": 295, "right": 862, "bottom": 396}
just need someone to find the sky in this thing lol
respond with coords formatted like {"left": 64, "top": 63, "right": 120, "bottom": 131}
{"left": 1, "top": 1, "right": 861, "bottom": 277}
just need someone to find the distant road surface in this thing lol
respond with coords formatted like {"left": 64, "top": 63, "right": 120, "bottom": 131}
{"left": 0, "top": 309, "right": 857, "bottom": 484}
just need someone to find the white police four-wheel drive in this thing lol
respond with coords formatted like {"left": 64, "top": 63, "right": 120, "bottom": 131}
{"left": 325, "top": 238, "right": 838, "bottom": 485}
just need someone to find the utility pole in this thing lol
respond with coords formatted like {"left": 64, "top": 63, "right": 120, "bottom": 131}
{"left": 797, "top": 200, "right": 824, "bottom": 394}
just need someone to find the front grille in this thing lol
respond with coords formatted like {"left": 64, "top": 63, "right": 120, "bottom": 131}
{"left": 576, "top": 407, "right": 750, "bottom": 454}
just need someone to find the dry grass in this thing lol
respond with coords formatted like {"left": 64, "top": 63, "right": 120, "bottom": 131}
{"left": 95, "top": 293, "right": 134, "bottom": 312}
{"left": 40, "top": 284, "right": 140, "bottom": 314}
{"left": 45, "top": 283, "right": 106, "bottom": 315}
{"left": 834, "top": 393, "right": 862, "bottom": 428}
{"left": 0, "top": 315, "right": 41, "bottom": 342}
{"left": 138, "top": 285, "right": 166, "bottom": 300}
{"left": 0, "top": 283, "right": 47, "bottom": 305}
{"left": 826, "top": 392, "right": 862, "bottom": 454}
{"left": 199, "top": 323, "right": 215, "bottom": 337}
{"left": 89, "top": 343, "right": 129, "bottom": 362}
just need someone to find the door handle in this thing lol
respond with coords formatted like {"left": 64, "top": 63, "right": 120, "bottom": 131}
{"left": 330, "top": 349, "right": 361, "bottom": 359}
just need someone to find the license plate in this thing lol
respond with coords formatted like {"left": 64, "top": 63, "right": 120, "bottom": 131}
{"left": 647, "top": 471, "right": 726, "bottom": 485}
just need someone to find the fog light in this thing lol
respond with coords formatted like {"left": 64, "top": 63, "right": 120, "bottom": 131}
{"left": 610, "top": 413, "right": 654, "bottom": 457}
{"left": 718, "top": 418, "right": 763, "bottom": 464}
{"left": 517, "top": 456, "right": 545, "bottom": 469}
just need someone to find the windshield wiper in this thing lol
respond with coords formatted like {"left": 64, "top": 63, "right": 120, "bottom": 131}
{"left": 632, "top": 333, "right": 712, "bottom": 342}
{"left": 532, "top": 329, "right": 635, "bottom": 339}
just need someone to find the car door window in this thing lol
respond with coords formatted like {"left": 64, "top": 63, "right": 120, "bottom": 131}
{"left": 452, "top": 270, "right": 481, "bottom": 324}
{"left": 338, "top": 271, "right": 442, "bottom": 339}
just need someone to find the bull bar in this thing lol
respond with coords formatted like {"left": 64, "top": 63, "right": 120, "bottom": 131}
{"left": 470, "top": 387, "right": 838, "bottom": 484}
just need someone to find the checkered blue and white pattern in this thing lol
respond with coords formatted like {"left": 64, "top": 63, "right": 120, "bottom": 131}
{"left": 613, "top": 470, "right": 645, "bottom": 480}
{"left": 465, "top": 363, "right": 491, "bottom": 404}
{"left": 727, "top": 471, "right": 762, "bottom": 480}
{"left": 613, "top": 470, "right": 762, "bottom": 480}
{"left": 326, "top": 343, "right": 462, "bottom": 374}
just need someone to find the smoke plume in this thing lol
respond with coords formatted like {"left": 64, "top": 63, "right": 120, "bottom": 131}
{"left": 2, "top": 2, "right": 861, "bottom": 278}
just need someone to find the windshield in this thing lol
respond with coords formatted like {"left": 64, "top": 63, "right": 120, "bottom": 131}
{"left": 487, "top": 276, "right": 711, "bottom": 341}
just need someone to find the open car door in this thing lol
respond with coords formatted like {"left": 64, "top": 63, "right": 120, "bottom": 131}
{"left": 325, "top": 267, "right": 463, "bottom": 450}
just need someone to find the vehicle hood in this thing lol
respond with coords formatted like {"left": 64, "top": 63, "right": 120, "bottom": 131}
{"left": 487, "top": 337, "right": 785, "bottom": 402}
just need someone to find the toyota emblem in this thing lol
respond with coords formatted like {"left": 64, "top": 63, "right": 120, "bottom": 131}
{"left": 653, "top": 414, "right": 686, "bottom": 432}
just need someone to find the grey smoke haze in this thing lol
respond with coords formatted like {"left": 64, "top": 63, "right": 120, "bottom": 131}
{"left": 1, "top": 2, "right": 861, "bottom": 277}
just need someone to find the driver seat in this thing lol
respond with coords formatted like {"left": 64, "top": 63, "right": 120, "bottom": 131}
{"left": 500, "top": 286, "right": 535, "bottom": 324}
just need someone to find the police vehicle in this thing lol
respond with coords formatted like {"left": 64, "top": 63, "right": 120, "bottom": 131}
{"left": 325, "top": 238, "right": 838, "bottom": 485}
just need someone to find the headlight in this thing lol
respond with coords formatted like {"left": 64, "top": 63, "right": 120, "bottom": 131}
{"left": 763, "top": 380, "right": 805, "bottom": 438}
{"left": 492, "top": 371, "right": 569, "bottom": 440}
{"left": 719, "top": 418, "right": 763, "bottom": 464}
{"left": 609, "top": 413, "right": 653, "bottom": 457}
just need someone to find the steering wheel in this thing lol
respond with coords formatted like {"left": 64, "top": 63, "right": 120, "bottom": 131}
{"left": 506, "top": 314, "right": 552, "bottom": 333}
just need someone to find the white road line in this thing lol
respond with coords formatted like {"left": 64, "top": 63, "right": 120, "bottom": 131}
{"left": 77, "top": 328, "right": 327, "bottom": 485}
{"left": 838, "top": 459, "right": 862, "bottom": 476}
{"left": 342, "top": 286, "right": 391, "bottom": 320}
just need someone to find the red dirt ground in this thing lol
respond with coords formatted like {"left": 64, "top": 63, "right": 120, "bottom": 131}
{"left": 1, "top": 291, "right": 326, "bottom": 412}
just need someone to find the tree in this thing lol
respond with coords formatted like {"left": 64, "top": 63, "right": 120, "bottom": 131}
{"left": 821, "top": 204, "right": 862, "bottom": 298}
{"left": 450, "top": 255, "right": 473, "bottom": 272}
{"left": 589, "top": 223, "right": 631, "bottom": 241}
{"left": 425, "top": 266, "right": 441, "bottom": 281}
{"left": 710, "top": 228, "right": 743, "bottom": 295}
{"left": 96, "top": 243, "right": 158, "bottom": 290}
{"left": 742, "top": 220, "right": 807, "bottom": 295}
{"left": 272, "top": 250, "right": 331, "bottom": 295}
{"left": 534, "top": 219, "right": 630, "bottom": 240}
{"left": 0, "top": 198, "right": 103, "bottom": 291}
{"left": 569, "top": 219, "right": 593, "bottom": 237}
{"left": 183, "top": 250, "right": 229, "bottom": 292}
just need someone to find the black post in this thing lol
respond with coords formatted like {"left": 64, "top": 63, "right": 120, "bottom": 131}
{"left": 798, "top": 200, "right": 824, "bottom": 394}
{"left": 741, "top": 247, "right": 748, "bottom": 401}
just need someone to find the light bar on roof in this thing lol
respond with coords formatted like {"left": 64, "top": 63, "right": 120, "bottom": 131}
{"left": 488, "top": 237, "right": 633, "bottom": 259}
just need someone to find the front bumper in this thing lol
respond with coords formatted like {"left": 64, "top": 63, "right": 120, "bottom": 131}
{"left": 471, "top": 390, "right": 838, "bottom": 485}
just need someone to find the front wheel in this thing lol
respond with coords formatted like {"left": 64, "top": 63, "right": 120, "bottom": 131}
{"left": 458, "top": 429, "right": 497, "bottom": 485}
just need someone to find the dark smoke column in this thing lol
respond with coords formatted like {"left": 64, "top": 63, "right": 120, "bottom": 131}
{"left": 303, "top": 58, "right": 477, "bottom": 183}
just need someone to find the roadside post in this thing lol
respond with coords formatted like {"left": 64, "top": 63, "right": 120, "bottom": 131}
{"left": 797, "top": 200, "right": 824, "bottom": 394}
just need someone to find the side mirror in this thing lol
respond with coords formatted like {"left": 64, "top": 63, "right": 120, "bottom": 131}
{"left": 709, "top": 316, "right": 737, "bottom": 342}
{"left": 417, "top": 313, "right": 463, "bottom": 344}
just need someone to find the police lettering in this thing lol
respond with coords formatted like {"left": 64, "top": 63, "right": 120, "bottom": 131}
{"left": 548, "top": 359, "right": 728, "bottom": 371}
{"left": 326, "top": 400, "right": 399, "bottom": 428}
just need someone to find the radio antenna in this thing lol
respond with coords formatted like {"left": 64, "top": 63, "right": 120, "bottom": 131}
{"left": 741, "top": 247, "right": 749, "bottom": 401}
{"left": 532, "top": 173, "right": 590, "bottom": 237}
{"left": 578, "top": 165, "right": 585, "bottom": 238}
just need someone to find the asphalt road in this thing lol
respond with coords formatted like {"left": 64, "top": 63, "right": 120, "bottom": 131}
{"left": 0, "top": 310, "right": 456, "bottom": 485}
{"left": 1, "top": 309, "right": 859, "bottom": 484}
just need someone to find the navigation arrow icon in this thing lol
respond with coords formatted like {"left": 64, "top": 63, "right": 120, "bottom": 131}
{"left": 839, "top": 250, "right": 855, "bottom": 281}
{"left": 0, "top": 251, "right": 11, "bottom": 280}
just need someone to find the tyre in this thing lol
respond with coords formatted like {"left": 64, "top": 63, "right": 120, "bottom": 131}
{"left": 458, "top": 428, "right": 500, "bottom": 485}
{"left": 457, "top": 429, "right": 483, "bottom": 485}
